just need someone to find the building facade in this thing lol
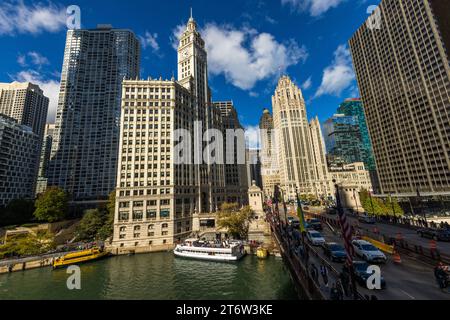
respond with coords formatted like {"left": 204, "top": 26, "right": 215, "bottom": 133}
{"left": 0, "top": 115, "right": 40, "bottom": 207}
{"left": 48, "top": 25, "right": 140, "bottom": 201}
{"left": 36, "top": 124, "right": 56, "bottom": 195}
{"left": 309, "top": 117, "right": 333, "bottom": 199}
{"left": 272, "top": 76, "right": 324, "bottom": 200}
{"left": 329, "top": 162, "right": 373, "bottom": 192}
{"left": 0, "top": 82, "right": 49, "bottom": 141}
{"left": 112, "top": 15, "right": 233, "bottom": 252}
{"left": 349, "top": 0, "right": 450, "bottom": 197}
{"left": 213, "top": 101, "right": 248, "bottom": 204}
{"left": 259, "top": 109, "right": 280, "bottom": 198}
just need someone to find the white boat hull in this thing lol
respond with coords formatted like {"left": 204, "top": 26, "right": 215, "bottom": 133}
{"left": 174, "top": 250, "right": 245, "bottom": 262}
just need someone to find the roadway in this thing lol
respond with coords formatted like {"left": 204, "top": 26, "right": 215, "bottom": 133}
{"left": 320, "top": 210, "right": 450, "bottom": 256}
{"left": 279, "top": 207, "right": 450, "bottom": 300}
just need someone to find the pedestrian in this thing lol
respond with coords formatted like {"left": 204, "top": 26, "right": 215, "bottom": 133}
{"left": 320, "top": 264, "right": 329, "bottom": 287}
{"left": 310, "top": 263, "right": 319, "bottom": 285}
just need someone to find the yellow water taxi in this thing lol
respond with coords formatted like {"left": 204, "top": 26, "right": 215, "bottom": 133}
{"left": 256, "top": 247, "right": 268, "bottom": 259}
{"left": 52, "top": 247, "right": 109, "bottom": 269}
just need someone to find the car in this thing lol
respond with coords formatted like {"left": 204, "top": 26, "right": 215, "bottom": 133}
{"left": 306, "top": 230, "right": 326, "bottom": 246}
{"left": 358, "top": 214, "right": 376, "bottom": 224}
{"left": 306, "top": 218, "right": 323, "bottom": 231}
{"left": 322, "top": 242, "right": 347, "bottom": 263}
{"left": 417, "top": 228, "right": 450, "bottom": 242}
{"left": 352, "top": 240, "right": 387, "bottom": 264}
{"left": 352, "top": 261, "right": 386, "bottom": 289}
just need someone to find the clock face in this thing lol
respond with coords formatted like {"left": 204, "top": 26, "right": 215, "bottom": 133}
{"left": 182, "top": 49, "right": 189, "bottom": 58}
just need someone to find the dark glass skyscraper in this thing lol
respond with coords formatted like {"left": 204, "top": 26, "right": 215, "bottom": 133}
{"left": 48, "top": 25, "right": 140, "bottom": 201}
{"left": 323, "top": 114, "right": 367, "bottom": 166}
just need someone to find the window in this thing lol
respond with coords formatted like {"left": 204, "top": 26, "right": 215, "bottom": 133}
{"left": 119, "top": 212, "right": 129, "bottom": 221}
{"left": 133, "top": 211, "right": 143, "bottom": 220}
{"left": 160, "top": 210, "right": 170, "bottom": 219}
{"left": 162, "top": 223, "right": 169, "bottom": 229}
{"left": 147, "top": 210, "right": 157, "bottom": 220}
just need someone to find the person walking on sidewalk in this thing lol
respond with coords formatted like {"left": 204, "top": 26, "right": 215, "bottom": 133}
{"left": 320, "top": 264, "right": 329, "bottom": 287}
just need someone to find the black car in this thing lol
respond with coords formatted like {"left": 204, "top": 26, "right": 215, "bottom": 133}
{"left": 322, "top": 242, "right": 347, "bottom": 263}
{"left": 417, "top": 228, "right": 450, "bottom": 242}
{"left": 306, "top": 218, "right": 323, "bottom": 231}
{"left": 353, "top": 261, "right": 386, "bottom": 290}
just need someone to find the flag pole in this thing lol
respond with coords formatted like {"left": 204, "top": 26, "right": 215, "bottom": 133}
{"left": 295, "top": 186, "right": 309, "bottom": 263}
{"left": 334, "top": 180, "right": 358, "bottom": 300}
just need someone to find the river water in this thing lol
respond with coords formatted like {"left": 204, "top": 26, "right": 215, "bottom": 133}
{"left": 0, "top": 253, "right": 298, "bottom": 300}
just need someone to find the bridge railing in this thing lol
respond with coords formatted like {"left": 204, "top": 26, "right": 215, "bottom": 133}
{"left": 268, "top": 212, "right": 367, "bottom": 300}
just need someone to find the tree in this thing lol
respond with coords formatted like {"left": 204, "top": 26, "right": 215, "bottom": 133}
{"left": 217, "top": 203, "right": 253, "bottom": 239}
{"left": 76, "top": 209, "right": 105, "bottom": 241}
{"left": 384, "top": 197, "right": 405, "bottom": 217}
{"left": 34, "top": 187, "right": 68, "bottom": 223}
{"left": 359, "top": 189, "right": 388, "bottom": 216}
{"left": 0, "top": 199, "right": 35, "bottom": 227}
{"left": 0, "top": 231, "right": 55, "bottom": 259}
{"left": 97, "top": 191, "right": 115, "bottom": 241}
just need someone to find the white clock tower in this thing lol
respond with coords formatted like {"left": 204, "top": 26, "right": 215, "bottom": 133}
{"left": 177, "top": 10, "right": 209, "bottom": 108}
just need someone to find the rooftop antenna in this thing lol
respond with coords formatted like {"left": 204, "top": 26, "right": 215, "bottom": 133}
{"left": 190, "top": 7, "right": 193, "bottom": 19}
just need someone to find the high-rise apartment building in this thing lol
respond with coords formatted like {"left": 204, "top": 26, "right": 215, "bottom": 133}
{"left": 48, "top": 25, "right": 140, "bottom": 201}
{"left": 112, "top": 15, "right": 232, "bottom": 253}
{"left": 213, "top": 101, "right": 248, "bottom": 204}
{"left": 272, "top": 76, "right": 322, "bottom": 200}
{"left": 0, "top": 115, "right": 40, "bottom": 207}
{"left": 349, "top": 0, "right": 450, "bottom": 197}
{"left": 36, "top": 124, "right": 56, "bottom": 195}
{"left": 0, "top": 82, "right": 49, "bottom": 140}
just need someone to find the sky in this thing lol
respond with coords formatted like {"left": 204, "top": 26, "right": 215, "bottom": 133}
{"left": 0, "top": 0, "right": 380, "bottom": 136}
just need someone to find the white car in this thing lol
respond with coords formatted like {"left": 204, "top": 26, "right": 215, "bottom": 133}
{"left": 352, "top": 240, "right": 387, "bottom": 264}
{"left": 306, "top": 230, "right": 326, "bottom": 246}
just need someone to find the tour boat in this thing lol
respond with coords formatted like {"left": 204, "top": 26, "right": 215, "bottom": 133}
{"left": 52, "top": 247, "right": 109, "bottom": 269}
{"left": 174, "top": 239, "right": 246, "bottom": 262}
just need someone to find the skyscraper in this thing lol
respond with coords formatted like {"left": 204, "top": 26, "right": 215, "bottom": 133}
{"left": 337, "top": 98, "right": 379, "bottom": 191}
{"left": 36, "top": 124, "right": 56, "bottom": 195}
{"left": 309, "top": 117, "right": 332, "bottom": 199}
{"left": 349, "top": 0, "right": 450, "bottom": 197}
{"left": 259, "top": 108, "right": 280, "bottom": 198}
{"left": 213, "top": 101, "right": 248, "bottom": 204}
{"left": 322, "top": 114, "right": 367, "bottom": 166}
{"left": 112, "top": 14, "right": 231, "bottom": 252}
{"left": 272, "top": 76, "right": 322, "bottom": 200}
{"left": 0, "top": 115, "right": 40, "bottom": 206}
{"left": 0, "top": 82, "right": 49, "bottom": 141}
{"left": 48, "top": 25, "right": 140, "bottom": 201}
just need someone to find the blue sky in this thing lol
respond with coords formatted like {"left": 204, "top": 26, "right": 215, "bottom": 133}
{"left": 0, "top": 0, "right": 379, "bottom": 131}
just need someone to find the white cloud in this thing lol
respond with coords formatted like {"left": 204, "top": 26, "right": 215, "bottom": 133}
{"left": 14, "top": 70, "right": 60, "bottom": 123}
{"left": 17, "top": 54, "right": 27, "bottom": 67}
{"left": 28, "top": 51, "right": 50, "bottom": 66}
{"left": 170, "top": 24, "right": 185, "bottom": 50}
{"left": 281, "top": 0, "right": 345, "bottom": 17}
{"left": 201, "top": 23, "right": 308, "bottom": 90}
{"left": 0, "top": 0, "right": 67, "bottom": 36}
{"left": 302, "top": 76, "right": 312, "bottom": 90}
{"left": 139, "top": 31, "right": 160, "bottom": 53}
{"left": 315, "top": 44, "right": 355, "bottom": 98}
{"left": 245, "top": 125, "right": 261, "bottom": 150}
